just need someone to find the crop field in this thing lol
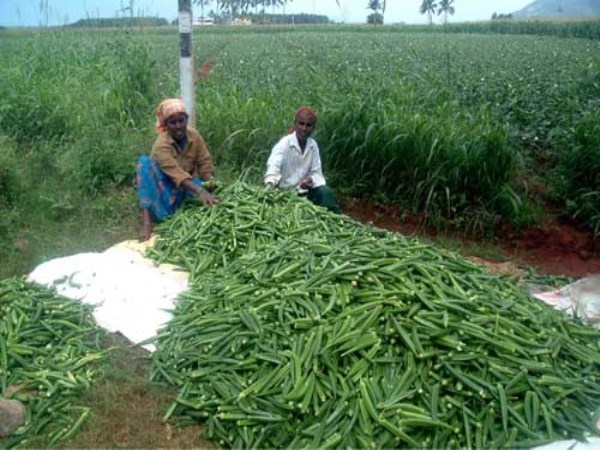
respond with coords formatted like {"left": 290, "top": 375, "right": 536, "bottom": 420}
{"left": 0, "top": 23, "right": 600, "bottom": 447}
{"left": 193, "top": 29, "right": 600, "bottom": 232}
{"left": 1, "top": 25, "right": 599, "bottom": 244}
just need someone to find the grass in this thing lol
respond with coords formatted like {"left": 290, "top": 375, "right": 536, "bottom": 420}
{"left": 2, "top": 27, "right": 599, "bottom": 235}
{"left": 25, "top": 333, "right": 212, "bottom": 449}
{"left": 0, "top": 188, "right": 139, "bottom": 280}
{"left": 425, "top": 234, "right": 509, "bottom": 262}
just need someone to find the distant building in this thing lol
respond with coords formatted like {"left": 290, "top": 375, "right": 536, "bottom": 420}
{"left": 232, "top": 17, "right": 252, "bottom": 26}
{"left": 193, "top": 17, "right": 214, "bottom": 26}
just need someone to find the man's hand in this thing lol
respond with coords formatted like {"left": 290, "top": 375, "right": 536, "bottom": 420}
{"left": 299, "top": 177, "right": 314, "bottom": 190}
{"left": 197, "top": 188, "right": 219, "bottom": 206}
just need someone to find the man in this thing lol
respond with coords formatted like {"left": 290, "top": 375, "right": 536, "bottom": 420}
{"left": 264, "top": 107, "right": 340, "bottom": 213}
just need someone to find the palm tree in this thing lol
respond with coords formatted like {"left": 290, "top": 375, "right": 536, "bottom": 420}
{"left": 195, "top": 0, "right": 210, "bottom": 19}
{"left": 437, "top": 0, "right": 455, "bottom": 25}
{"left": 266, "top": 0, "right": 284, "bottom": 14}
{"left": 367, "top": 0, "right": 382, "bottom": 13}
{"left": 367, "top": 0, "right": 384, "bottom": 24}
{"left": 419, "top": 0, "right": 437, "bottom": 25}
{"left": 437, "top": 0, "right": 455, "bottom": 86}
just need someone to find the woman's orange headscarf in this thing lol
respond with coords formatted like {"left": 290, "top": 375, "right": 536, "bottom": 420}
{"left": 155, "top": 99, "right": 187, "bottom": 133}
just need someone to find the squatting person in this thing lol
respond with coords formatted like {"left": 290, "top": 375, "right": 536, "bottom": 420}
{"left": 136, "top": 98, "right": 219, "bottom": 241}
{"left": 264, "top": 107, "right": 341, "bottom": 213}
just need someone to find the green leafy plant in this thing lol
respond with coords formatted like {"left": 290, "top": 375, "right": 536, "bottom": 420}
{"left": 552, "top": 112, "right": 600, "bottom": 234}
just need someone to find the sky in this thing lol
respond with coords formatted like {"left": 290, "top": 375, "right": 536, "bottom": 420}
{"left": 0, "top": 0, "right": 533, "bottom": 27}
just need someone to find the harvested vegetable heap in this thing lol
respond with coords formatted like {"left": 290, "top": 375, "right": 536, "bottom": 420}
{"left": 0, "top": 278, "right": 105, "bottom": 448}
{"left": 149, "top": 182, "right": 600, "bottom": 449}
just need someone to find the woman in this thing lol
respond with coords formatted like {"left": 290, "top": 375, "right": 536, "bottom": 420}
{"left": 136, "top": 98, "right": 219, "bottom": 241}
{"left": 264, "top": 107, "right": 341, "bottom": 213}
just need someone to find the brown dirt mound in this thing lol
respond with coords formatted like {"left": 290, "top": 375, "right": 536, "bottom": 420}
{"left": 341, "top": 197, "right": 600, "bottom": 279}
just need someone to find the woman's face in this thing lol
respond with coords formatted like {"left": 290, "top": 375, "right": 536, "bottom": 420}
{"left": 165, "top": 113, "right": 188, "bottom": 140}
{"left": 294, "top": 112, "right": 316, "bottom": 143}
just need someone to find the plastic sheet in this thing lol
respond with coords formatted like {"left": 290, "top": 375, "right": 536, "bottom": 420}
{"left": 532, "top": 276, "right": 600, "bottom": 327}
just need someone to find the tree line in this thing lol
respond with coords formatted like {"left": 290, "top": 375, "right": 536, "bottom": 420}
{"left": 367, "top": 0, "right": 455, "bottom": 25}
{"left": 193, "top": 0, "right": 296, "bottom": 19}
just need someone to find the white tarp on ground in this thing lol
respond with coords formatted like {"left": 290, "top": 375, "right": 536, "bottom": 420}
{"left": 532, "top": 276, "right": 600, "bottom": 327}
{"left": 27, "top": 237, "right": 189, "bottom": 352}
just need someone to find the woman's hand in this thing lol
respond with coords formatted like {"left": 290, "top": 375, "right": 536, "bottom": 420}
{"left": 204, "top": 177, "right": 217, "bottom": 192}
{"left": 197, "top": 188, "right": 219, "bottom": 206}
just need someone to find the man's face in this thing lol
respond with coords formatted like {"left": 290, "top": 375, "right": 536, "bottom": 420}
{"left": 166, "top": 113, "right": 188, "bottom": 140}
{"left": 294, "top": 112, "right": 316, "bottom": 142}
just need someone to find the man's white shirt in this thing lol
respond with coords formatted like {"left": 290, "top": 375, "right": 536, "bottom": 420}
{"left": 264, "top": 132, "right": 326, "bottom": 193}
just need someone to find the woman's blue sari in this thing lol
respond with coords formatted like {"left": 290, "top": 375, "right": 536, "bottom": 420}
{"left": 136, "top": 155, "right": 203, "bottom": 221}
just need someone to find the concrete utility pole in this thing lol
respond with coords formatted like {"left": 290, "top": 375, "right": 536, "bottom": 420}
{"left": 178, "top": 0, "right": 195, "bottom": 126}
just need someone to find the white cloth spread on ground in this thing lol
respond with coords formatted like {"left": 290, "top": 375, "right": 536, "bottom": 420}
{"left": 532, "top": 276, "right": 600, "bottom": 327}
{"left": 27, "top": 237, "right": 189, "bottom": 352}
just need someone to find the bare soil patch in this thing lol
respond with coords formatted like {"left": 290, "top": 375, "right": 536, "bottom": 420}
{"left": 341, "top": 197, "right": 600, "bottom": 279}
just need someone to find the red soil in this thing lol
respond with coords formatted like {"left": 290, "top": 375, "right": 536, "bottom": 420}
{"left": 196, "top": 45, "right": 225, "bottom": 83}
{"left": 197, "top": 55, "right": 217, "bottom": 82}
{"left": 341, "top": 197, "right": 600, "bottom": 279}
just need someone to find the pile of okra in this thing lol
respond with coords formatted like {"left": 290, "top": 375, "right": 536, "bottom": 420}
{"left": 0, "top": 278, "right": 105, "bottom": 448}
{"left": 149, "top": 181, "right": 600, "bottom": 449}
